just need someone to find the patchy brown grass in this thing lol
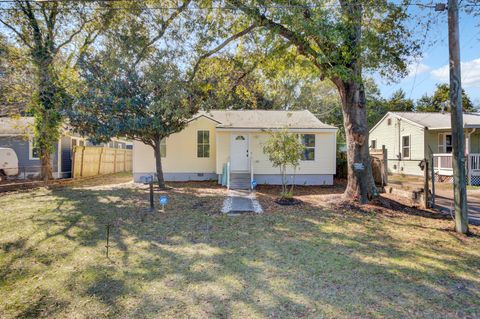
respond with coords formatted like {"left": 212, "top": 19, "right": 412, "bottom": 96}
{"left": 1, "top": 174, "right": 480, "bottom": 318}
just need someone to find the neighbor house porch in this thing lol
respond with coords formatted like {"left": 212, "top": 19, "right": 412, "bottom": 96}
{"left": 431, "top": 128, "right": 480, "bottom": 184}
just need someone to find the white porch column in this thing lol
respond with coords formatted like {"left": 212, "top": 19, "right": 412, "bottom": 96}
{"left": 466, "top": 133, "right": 470, "bottom": 155}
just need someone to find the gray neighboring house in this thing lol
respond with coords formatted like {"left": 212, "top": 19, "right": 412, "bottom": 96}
{"left": 369, "top": 112, "right": 480, "bottom": 184}
{"left": 0, "top": 117, "right": 131, "bottom": 179}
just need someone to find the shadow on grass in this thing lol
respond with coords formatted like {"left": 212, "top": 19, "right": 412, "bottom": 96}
{"left": 1, "top": 180, "right": 480, "bottom": 318}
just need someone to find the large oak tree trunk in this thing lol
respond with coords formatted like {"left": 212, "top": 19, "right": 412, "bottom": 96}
{"left": 336, "top": 79, "right": 377, "bottom": 203}
{"left": 152, "top": 142, "right": 166, "bottom": 189}
{"left": 35, "top": 57, "right": 58, "bottom": 182}
{"left": 40, "top": 151, "right": 53, "bottom": 183}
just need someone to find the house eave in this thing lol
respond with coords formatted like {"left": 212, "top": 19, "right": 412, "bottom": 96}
{"left": 370, "top": 112, "right": 425, "bottom": 133}
{"left": 215, "top": 127, "right": 337, "bottom": 132}
{"left": 427, "top": 124, "right": 480, "bottom": 131}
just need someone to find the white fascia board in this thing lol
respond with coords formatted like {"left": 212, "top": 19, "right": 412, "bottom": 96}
{"left": 215, "top": 127, "right": 337, "bottom": 133}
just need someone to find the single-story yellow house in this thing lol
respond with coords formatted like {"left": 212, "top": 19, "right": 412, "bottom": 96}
{"left": 369, "top": 111, "right": 480, "bottom": 183}
{"left": 133, "top": 110, "right": 337, "bottom": 188}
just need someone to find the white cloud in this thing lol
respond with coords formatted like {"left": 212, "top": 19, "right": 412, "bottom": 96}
{"left": 407, "top": 62, "right": 431, "bottom": 77}
{"left": 431, "top": 58, "right": 480, "bottom": 88}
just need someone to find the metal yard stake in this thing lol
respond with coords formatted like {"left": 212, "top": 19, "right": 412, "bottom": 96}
{"left": 149, "top": 180, "right": 154, "bottom": 211}
{"left": 106, "top": 224, "right": 111, "bottom": 258}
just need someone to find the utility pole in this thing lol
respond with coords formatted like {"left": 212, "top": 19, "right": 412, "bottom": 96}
{"left": 441, "top": 0, "right": 469, "bottom": 233}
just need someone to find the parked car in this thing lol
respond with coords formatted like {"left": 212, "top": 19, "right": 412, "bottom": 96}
{"left": 0, "top": 147, "right": 19, "bottom": 181}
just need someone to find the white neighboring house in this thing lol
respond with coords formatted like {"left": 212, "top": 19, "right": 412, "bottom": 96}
{"left": 133, "top": 110, "right": 338, "bottom": 189}
{"left": 369, "top": 112, "right": 480, "bottom": 184}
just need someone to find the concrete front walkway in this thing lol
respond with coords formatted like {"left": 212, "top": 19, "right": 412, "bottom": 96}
{"left": 221, "top": 189, "right": 263, "bottom": 215}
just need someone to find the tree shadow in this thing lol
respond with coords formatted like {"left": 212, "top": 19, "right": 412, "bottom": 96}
{"left": 2, "top": 180, "right": 480, "bottom": 318}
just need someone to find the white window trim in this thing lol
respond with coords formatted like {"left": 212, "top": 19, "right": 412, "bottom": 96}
{"left": 438, "top": 133, "right": 444, "bottom": 153}
{"left": 197, "top": 130, "right": 210, "bottom": 158}
{"left": 29, "top": 136, "right": 40, "bottom": 160}
{"left": 402, "top": 135, "right": 411, "bottom": 159}
{"left": 71, "top": 137, "right": 86, "bottom": 147}
{"left": 300, "top": 134, "right": 316, "bottom": 161}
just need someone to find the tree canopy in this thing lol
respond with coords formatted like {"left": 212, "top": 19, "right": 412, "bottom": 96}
{"left": 415, "top": 83, "right": 477, "bottom": 112}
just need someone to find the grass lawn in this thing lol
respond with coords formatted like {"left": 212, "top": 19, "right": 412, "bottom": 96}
{"left": 1, "top": 173, "right": 480, "bottom": 318}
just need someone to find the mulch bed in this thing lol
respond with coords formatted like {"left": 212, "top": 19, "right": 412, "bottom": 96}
{"left": 274, "top": 197, "right": 303, "bottom": 206}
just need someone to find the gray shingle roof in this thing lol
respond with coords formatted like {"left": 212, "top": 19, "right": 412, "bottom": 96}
{"left": 0, "top": 116, "right": 33, "bottom": 135}
{"left": 197, "top": 110, "right": 336, "bottom": 130}
{"left": 389, "top": 112, "right": 480, "bottom": 129}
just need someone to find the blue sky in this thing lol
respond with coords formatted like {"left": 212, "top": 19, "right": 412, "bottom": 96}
{"left": 375, "top": 7, "right": 480, "bottom": 105}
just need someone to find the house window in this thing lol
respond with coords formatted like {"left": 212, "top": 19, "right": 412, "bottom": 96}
{"left": 160, "top": 138, "right": 166, "bottom": 158}
{"left": 445, "top": 134, "right": 452, "bottom": 153}
{"left": 371, "top": 140, "right": 377, "bottom": 149}
{"left": 387, "top": 118, "right": 392, "bottom": 126}
{"left": 402, "top": 135, "right": 410, "bottom": 158}
{"left": 300, "top": 134, "right": 315, "bottom": 161}
{"left": 197, "top": 130, "right": 210, "bottom": 158}
{"left": 438, "top": 133, "right": 453, "bottom": 153}
{"left": 29, "top": 137, "right": 40, "bottom": 160}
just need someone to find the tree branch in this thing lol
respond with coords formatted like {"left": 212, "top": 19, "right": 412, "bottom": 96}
{"left": 188, "top": 23, "right": 257, "bottom": 83}
{"left": 231, "top": 62, "right": 258, "bottom": 92}
{"left": 21, "top": 1, "right": 43, "bottom": 48}
{"left": 226, "top": 0, "right": 330, "bottom": 75}
{"left": 54, "top": 17, "right": 94, "bottom": 54}
{"left": 71, "top": 29, "right": 101, "bottom": 68}
{"left": 0, "top": 17, "right": 33, "bottom": 49}
{"left": 132, "top": 0, "right": 191, "bottom": 66}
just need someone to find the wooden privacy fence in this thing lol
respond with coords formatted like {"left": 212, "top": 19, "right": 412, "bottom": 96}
{"left": 370, "top": 146, "right": 388, "bottom": 187}
{"left": 72, "top": 146, "right": 132, "bottom": 178}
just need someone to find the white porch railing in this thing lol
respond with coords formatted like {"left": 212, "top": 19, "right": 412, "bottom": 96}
{"left": 250, "top": 151, "right": 254, "bottom": 190}
{"left": 433, "top": 153, "right": 454, "bottom": 176}
{"left": 227, "top": 160, "right": 231, "bottom": 190}
{"left": 433, "top": 153, "right": 480, "bottom": 184}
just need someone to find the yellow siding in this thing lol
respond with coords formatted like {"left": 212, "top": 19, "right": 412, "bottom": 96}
{"left": 370, "top": 114, "right": 425, "bottom": 176}
{"left": 134, "top": 119, "right": 336, "bottom": 176}
{"left": 133, "top": 117, "right": 218, "bottom": 173}
{"left": 215, "top": 131, "right": 230, "bottom": 174}
{"left": 249, "top": 131, "right": 336, "bottom": 174}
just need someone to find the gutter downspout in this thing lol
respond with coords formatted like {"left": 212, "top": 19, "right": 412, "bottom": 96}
{"left": 397, "top": 118, "right": 401, "bottom": 174}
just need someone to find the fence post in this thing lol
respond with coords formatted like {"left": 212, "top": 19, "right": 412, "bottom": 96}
{"left": 113, "top": 149, "right": 117, "bottom": 173}
{"left": 98, "top": 147, "right": 104, "bottom": 175}
{"left": 431, "top": 155, "right": 435, "bottom": 208}
{"left": 123, "top": 150, "right": 125, "bottom": 172}
{"left": 382, "top": 145, "right": 388, "bottom": 186}
{"left": 424, "top": 158, "right": 429, "bottom": 208}
{"left": 80, "top": 146, "right": 85, "bottom": 178}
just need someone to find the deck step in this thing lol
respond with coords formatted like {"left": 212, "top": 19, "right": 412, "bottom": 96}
{"left": 229, "top": 173, "right": 251, "bottom": 190}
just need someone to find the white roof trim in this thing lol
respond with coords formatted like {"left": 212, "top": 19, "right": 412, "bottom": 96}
{"left": 215, "top": 127, "right": 337, "bottom": 132}
{"left": 188, "top": 114, "right": 222, "bottom": 124}
{"left": 369, "top": 112, "right": 390, "bottom": 133}
{"left": 369, "top": 112, "right": 425, "bottom": 133}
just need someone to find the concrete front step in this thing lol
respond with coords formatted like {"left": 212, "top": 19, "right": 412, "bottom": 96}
{"left": 230, "top": 173, "right": 251, "bottom": 190}
{"left": 230, "top": 185, "right": 250, "bottom": 190}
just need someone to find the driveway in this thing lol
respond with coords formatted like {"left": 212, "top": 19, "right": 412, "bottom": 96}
{"left": 434, "top": 189, "right": 480, "bottom": 225}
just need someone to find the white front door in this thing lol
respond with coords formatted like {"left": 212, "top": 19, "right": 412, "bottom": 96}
{"left": 230, "top": 134, "right": 249, "bottom": 171}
